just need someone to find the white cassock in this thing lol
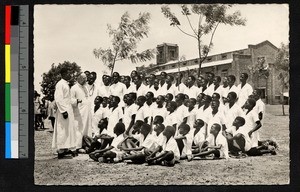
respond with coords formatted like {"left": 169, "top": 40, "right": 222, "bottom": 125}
{"left": 91, "top": 106, "right": 110, "bottom": 136}
{"left": 127, "top": 84, "right": 148, "bottom": 97}
{"left": 151, "top": 105, "right": 169, "bottom": 122}
{"left": 160, "top": 84, "right": 177, "bottom": 98}
{"left": 221, "top": 86, "right": 230, "bottom": 99}
{"left": 149, "top": 87, "right": 163, "bottom": 98}
{"left": 186, "top": 107, "right": 198, "bottom": 130}
{"left": 109, "top": 82, "right": 126, "bottom": 99}
{"left": 52, "top": 79, "right": 76, "bottom": 151}
{"left": 184, "top": 85, "right": 200, "bottom": 99}
{"left": 107, "top": 106, "right": 123, "bottom": 137}
{"left": 242, "top": 108, "right": 260, "bottom": 148}
{"left": 174, "top": 83, "right": 187, "bottom": 96}
{"left": 97, "top": 84, "right": 110, "bottom": 98}
{"left": 223, "top": 103, "right": 243, "bottom": 129}
{"left": 236, "top": 83, "right": 253, "bottom": 107}
{"left": 123, "top": 104, "right": 138, "bottom": 130}
{"left": 71, "top": 83, "right": 92, "bottom": 148}
{"left": 228, "top": 85, "right": 239, "bottom": 97}
{"left": 203, "top": 84, "right": 215, "bottom": 96}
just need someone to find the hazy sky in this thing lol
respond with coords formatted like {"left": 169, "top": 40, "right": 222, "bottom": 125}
{"left": 34, "top": 4, "right": 289, "bottom": 91}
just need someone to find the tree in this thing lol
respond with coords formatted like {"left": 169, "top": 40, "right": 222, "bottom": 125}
{"left": 93, "top": 12, "right": 156, "bottom": 76}
{"left": 40, "top": 61, "right": 81, "bottom": 100}
{"left": 161, "top": 4, "right": 246, "bottom": 77}
{"left": 248, "top": 56, "right": 270, "bottom": 103}
{"left": 275, "top": 43, "right": 289, "bottom": 116}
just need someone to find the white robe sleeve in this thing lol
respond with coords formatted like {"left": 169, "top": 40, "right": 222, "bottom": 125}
{"left": 70, "top": 86, "right": 78, "bottom": 107}
{"left": 54, "top": 82, "right": 69, "bottom": 114}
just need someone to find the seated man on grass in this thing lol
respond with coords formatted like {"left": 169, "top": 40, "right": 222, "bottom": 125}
{"left": 146, "top": 126, "right": 180, "bottom": 167}
{"left": 82, "top": 118, "right": 109, "bottom": 154}
{"left": 119, "top": 123, "right": 155, "bottom": 164}
{"left": 174, "top": 123, "right": 193, "bottom": 161}
{"left": 89, "top": 122, "right": 126, "bottom": 163}
{"left": 193, "top": 123, "right": 229, "bottom": 160}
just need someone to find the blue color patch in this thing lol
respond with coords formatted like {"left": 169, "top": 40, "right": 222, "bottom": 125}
{"left": 5, "top": 122, "right": 11, "bottom": 158}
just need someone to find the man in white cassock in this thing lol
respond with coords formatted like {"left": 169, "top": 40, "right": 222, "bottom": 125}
{"left": 52, "top": 67, "right": 77, "bottom": 158}
{"left": 71, "top": 73, "right": 92, "bottom": 151}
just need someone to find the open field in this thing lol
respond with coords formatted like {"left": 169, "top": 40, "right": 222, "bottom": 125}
{"left": 34, "top": 105, "right": 289, "bottom": 185}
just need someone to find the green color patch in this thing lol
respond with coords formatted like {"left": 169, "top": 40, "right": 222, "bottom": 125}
{"left": 5, "top": 83, "right": 11, "bottom": 121}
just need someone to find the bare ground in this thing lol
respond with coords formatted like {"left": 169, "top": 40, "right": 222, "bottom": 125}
{"left": 34, "top": 105, "right": 289, "bottom": 185}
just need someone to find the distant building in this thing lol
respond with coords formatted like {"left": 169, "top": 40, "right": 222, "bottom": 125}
{"left": 136, "top": 40, "right": 288, "bottom": 104}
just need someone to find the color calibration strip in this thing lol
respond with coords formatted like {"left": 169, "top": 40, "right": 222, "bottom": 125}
{"left": 5, "top": 5, "right": 29, "bottom": 159}
{"left": 5, "top": 5, "right": 12, "bottom": 159}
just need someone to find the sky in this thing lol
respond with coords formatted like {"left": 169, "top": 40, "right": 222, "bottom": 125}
{"left": 34, "top": 4, "right": 289, "bottom": 92}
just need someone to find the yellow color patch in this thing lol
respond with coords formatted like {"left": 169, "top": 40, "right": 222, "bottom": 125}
{"left": 5, "top": 45, "right": 11, "bottom": 83}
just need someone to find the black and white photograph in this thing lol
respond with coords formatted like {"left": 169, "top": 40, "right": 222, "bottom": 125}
{"left": 33, "top": 4, "right": 289, "bottom": 185}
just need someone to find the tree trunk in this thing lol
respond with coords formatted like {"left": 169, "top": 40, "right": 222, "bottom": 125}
{"left": 197, "top": 38, "right": 202, "bottom": 78}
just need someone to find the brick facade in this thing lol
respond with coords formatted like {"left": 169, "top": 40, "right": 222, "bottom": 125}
{"left": 137, "top": 40, "right": 287, "bottom": 104}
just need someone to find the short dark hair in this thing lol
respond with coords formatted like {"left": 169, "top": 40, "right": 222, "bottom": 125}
{"left": 166, "top": 93, "right": 174, "bottom": 101}
{"left": 179, "top": 123, "right": 190, "bottom": 133}
{"left": 212, "top": 92, "right": 221, "bottom": 100}
{"left": 114, "top": 96, "right": 121, "bottom": 104}
{"left": 95, "top": 96, "right": 103, "bottom": 103}
{"left": 228, "top": 75, "right": 236, "bottom": 83}
{"left": 212, "top": 123, "right": 221, "bottom": 132}
{"left": 137, "top": 96, "right": 147, "bottom": 103}
{"left": 207, "top": 72, "right": 215, "bottom": 78}
{"left": 215, "top": 76, "right": 221, "bottom": 82}
{"left": 195, "top": 119, "right": 205, "bottom": 128}
{"left": 60, "top": 67, "right": 69, "bottom": 75}
{"left": 154, "top": 115, "right": 164, "bottom": 123}
{"left": 133, "top": 120, "right": 144, "bottom": 130}
{"left": 99, "top": 118, "right": 108, "bottom": 128}
{"left": 189, "top": 98, "right": 196, "bottom": 104}
{"left": 164, "top": 126, "right": 176, "bottom": 137}
{"left": 141, "top": 123, "right": 151, "bottom": 134}
{"left": 235, "top": 116, "right": 245, "bottom": 126}
{"left": 169, "top": 101, "right": 178, "bottom": 110}
{"left": 188, "top": 75, "right": 196, "bottom": 82}
{"left": 90, "top": 71, "right": 97, "bottom": 78}
{"left": 242, "top": 73, "right": 249, "bottom": 80}
{"left": 129, "top": 92, "right": 137, "bottom": 101}
{"left": 247, "top": 98, "right": 256, "bottom": 108}
{"left": 167, "top": 74, "right": 174, "bottom": 81}
{"left": 156, "top": 123, "right": 165, "bottom": 132}
{"left": 157, "top": 95, "right": 165, "bottom": 102}
{"left": 228, "top": 92, "right": 237, "bottom": 100}
{"left": 146, "top": 91, "right": 154, "bottom": 98}
{"left": 176, "top": 93, "right": 185, "bottom": 101}
{"left": 114, "top": 122, "right": 125, "bottom": 135}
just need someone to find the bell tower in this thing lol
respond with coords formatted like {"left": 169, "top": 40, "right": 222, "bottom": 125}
{"left": 156, "top": 43, "right": 179, "bottom": 65}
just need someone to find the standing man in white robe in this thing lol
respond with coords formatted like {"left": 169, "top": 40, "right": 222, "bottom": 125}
{"left": 71, "top": 73, "right": 92, "bottom": 151}
{"left": 52, "top": 67, "right": 77, "bottom": 158}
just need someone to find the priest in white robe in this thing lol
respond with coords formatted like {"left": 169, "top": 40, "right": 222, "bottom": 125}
{"left": 52, "top": 67, "right": 77, "bottom": 158}
{"left": 71, "top": 73, "right": 92, "bottom": 150}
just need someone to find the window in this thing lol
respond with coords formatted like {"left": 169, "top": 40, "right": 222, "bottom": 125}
{"left": 172, "top": 65, "right": 176, "bottom": 68}
{"left": 257, "top": 88, "right": 266, "bottom": 99}
{"left": 194, "top": 59, "right": 198, "bottom": 63}
{"left": 159, "top": 51, "right": 163, "bottom": 59}
{"left": 221, "top": 54, "right": 227, "bottom": 59}
{"left": 170, "top": 50, "right": 175, "bottom": 58}
{"left": 221, "top": 69, "right": 228, "bottom": 77}
{"left": 207, "top": 57, "right": 212, "bottom": 61}
{"left": 182, "top": 62, "right": 187, "bottom": 66}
